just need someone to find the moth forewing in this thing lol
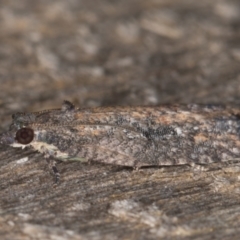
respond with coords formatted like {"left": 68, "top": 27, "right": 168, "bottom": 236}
{"left": 1, "top": 101, "right": 240, "bottom": 182}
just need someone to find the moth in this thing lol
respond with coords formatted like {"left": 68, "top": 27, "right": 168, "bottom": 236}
{"left": 1, "top": 100, "right": 240, "bottom": 182}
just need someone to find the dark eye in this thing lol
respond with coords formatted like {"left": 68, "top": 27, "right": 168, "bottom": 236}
{"left": 15, "top": 128, "right": 34, "bottom": 144}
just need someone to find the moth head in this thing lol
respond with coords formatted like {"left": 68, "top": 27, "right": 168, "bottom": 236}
{"left": 0, "top": 112, "right": 35, "bottom": 147}
{"left": 0, "top": 126, "right": 35, "bottom": 147}
{"left": 0, "top": 100, "right": 75, "bottom": 147}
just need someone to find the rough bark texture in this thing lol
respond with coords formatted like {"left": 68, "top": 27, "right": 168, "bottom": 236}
{"left": 0, "top": 0, "right": 240, "bottom": 239}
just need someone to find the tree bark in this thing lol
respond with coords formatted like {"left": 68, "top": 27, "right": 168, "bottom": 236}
{"left": 0, "top": 0, "right": 240, "bottom": 239}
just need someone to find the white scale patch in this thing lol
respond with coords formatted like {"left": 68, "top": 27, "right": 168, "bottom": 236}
{"left": 30, "top": 141, "right": 70, "bottom": 160}
{"left": 175, "top": 127, "right": 182, "bottom": 135}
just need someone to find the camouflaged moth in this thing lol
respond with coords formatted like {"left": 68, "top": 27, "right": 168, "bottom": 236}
{"left": 1, "top": 101, "right": 240, "bottom": 182}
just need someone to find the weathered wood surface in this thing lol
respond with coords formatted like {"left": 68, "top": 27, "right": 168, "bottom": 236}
{"left": 0, "top": 0, "right": 240, "bottom": 239}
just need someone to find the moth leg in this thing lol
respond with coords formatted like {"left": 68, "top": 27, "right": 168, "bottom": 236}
{"left": 45, "top": 156, "right": 60, "bottom": 184}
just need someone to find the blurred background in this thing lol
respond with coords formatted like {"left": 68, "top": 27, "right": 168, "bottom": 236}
{"left": 0, "top": 0, "right": 240, "bottom": 122}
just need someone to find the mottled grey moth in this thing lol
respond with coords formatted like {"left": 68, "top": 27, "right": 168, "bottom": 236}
{"left": 1, "top": 101, "right": 240, "bottom": 182}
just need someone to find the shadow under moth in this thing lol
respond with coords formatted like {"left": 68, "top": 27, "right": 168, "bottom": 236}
{"left": 1, "top": 101, "right": 240, "bottom": 183}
